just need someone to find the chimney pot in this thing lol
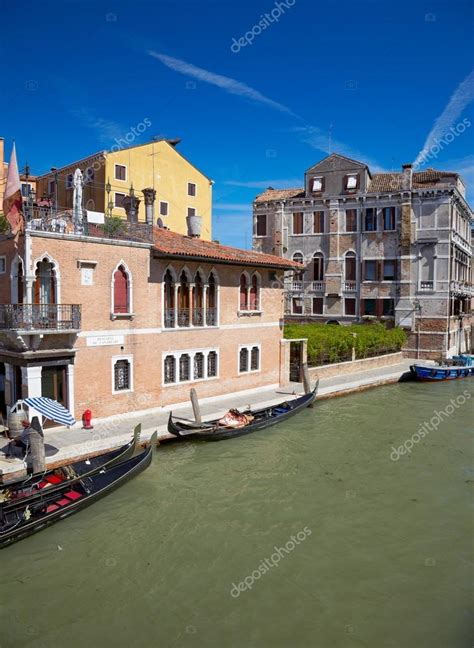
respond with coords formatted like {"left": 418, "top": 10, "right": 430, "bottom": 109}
{"left": 401, "top": 164, "right": 413, "bottom": 190}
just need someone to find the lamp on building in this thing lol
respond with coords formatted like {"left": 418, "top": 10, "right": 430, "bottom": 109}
{"left": 106, "top": 179, "right": 112, "bottom": 217}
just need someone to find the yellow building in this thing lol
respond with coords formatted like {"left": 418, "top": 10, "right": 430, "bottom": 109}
{"left": 35, "top": 139, "right": 213, "bottom": 239}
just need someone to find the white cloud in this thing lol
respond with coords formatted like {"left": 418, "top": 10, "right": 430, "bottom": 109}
{"left": 414, "top": 69, "right": 474, "bottom": 168}
{"left": 70, "top": 107, "right": 124, "bottom": 143}
{"left": 148, "top": 51, "right": 298, "bottom": 117}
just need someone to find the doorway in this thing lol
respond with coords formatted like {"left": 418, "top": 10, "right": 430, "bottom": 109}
{"left": 289, "top": 342, "right": 302, "bottom": 382}
{"left": 41, "top": 366, "right": 67, "bottom": 408}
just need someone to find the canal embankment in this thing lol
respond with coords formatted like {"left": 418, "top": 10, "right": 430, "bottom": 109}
{"left": 0, "top": 354, "right": 420, "bottom": 483}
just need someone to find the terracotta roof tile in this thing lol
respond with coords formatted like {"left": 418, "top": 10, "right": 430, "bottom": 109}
{"left": 153, "top": 227, "right": 302, "bottom": 269}
{"left": 254, "top": 188, "right": 305, "bottom": 203}
{"left": 368, "top": 169, "right": 459, "bottom": 193}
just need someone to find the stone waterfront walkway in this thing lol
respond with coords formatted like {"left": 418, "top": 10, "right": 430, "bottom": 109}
{"left": 0, "top": 359, "right": 416, "bottom": 482}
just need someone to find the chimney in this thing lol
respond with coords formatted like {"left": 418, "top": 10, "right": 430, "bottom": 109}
{"left": 142, "top": 187, "right": 156, "bottom": 225}
{"left": 401, "top": 163, "right": 413, "bottom": 190}
{"left": 186, "top": 212, "right": 202, "bottom": 238}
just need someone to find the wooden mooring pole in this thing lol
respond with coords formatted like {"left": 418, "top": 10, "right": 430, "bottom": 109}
{"left": 190, "top": 388, "right": 202, "bottom": 424}
{"left": 302, "top": 363, "right": 314, "bottom": 407}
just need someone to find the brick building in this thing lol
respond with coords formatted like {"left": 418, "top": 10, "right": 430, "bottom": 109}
{"left": 252, "top": 153, "right": 473, "bottom": 359}
{"left": 0, "top": 211, "right": 300, "bottom": 422}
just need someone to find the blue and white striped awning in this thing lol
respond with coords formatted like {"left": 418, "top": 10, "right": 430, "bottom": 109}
{"left": 24, "top": 397, "right": 76, "bottom": 427}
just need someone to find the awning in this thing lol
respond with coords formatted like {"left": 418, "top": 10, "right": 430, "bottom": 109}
{"left": 24, "top": 397, "right": 76, "bottom": 427}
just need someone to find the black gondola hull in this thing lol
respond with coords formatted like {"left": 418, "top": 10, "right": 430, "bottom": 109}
{"left": 1, "top": 443, "right": 153, "bottom": 549}
{"left": 1, "top": 425, "right": 142, "bottom": 513}
{"left": 167, "top": 384, "right": 318, "bottom": 441}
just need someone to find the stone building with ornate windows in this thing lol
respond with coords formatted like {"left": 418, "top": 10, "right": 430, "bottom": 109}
{"left": 0, "top": 207, "right": 300, "bottom": 423}
{"left": 252, "top": 153, "right": 472, "bottom": 359}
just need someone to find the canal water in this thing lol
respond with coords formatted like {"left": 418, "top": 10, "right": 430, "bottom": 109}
{"left": 1, "top": 381, "right": 472, "bottom": 648}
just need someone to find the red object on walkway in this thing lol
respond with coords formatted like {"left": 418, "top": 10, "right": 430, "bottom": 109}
{"left": 82, "top": 409, "right": 93, "bottom": 430}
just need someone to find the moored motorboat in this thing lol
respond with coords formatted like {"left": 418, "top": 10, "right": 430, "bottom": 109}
{"left": 410, "top": 355, "right": 473, "bottom": 381}
{"left": 0, "top": 425, "right": 142, "bottom": 511}
{"left": 0, "top": 432, "right": 155, "bottom": 549}
{"left": 167, "top": 381, "right": 319, "bottom": 441}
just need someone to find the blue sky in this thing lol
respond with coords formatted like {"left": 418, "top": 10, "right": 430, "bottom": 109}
{"left": 1, "top": 0, "right": 473, "bottom": 248}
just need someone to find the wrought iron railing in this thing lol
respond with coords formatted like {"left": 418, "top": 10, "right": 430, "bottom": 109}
{"left": 164, "top": 308, "right": 175, "bottom": 328}
{"left": 192, "top": 308, "right": 204, "bottom": 326}
{"left": 0, "top": 304, "right": 81, "bottom": 331}
{"left": 177, "top": 308, "right": 190, "bottom": 327}
{"left": 206, "top": 307, "right": 217, "bottom": 326}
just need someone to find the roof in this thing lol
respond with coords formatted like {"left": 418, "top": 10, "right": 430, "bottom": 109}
{"left": 36, "top": 139, "right": 213, "bottom": 183}
{"left": 153, "top": 227, "right": 302, "bottom": 269}
{"left": 254, "top": 188, "right": 305, "bottom": 203}
{"left": 368, "top": 169, "right": 459, "bottom": 192}
{"left": 254, "top": 168, "right": 461, "bottom": 201}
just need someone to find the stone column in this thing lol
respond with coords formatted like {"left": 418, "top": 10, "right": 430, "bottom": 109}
{"left": 173, "top": 284, "right": 179, "bottom": 328}
{"left": 24, "top": 365, "right": 43, "bottom": 420}
{"left": 67, "top": 364, "right": 75, "bottom": 421}
{"left": 142, "top": 187, "right": 156, "bottom": 226}
{"left": 203, "top": 285, "right": 208, "bottom": 327}
{"left": 189, "top": 283, "right": 195, "bottom": 326}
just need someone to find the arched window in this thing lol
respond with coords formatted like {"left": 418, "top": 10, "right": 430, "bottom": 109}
{"left": 312, "top": 253, "right": 324, "bottom": 281}
{"left": 293, "top": 253, "right": 304, "bottom": 282}
{"left": 206, "top": 272, "right": 217, "bottom": 326}
{"left": 240, "top": 274, "right": 249, "bottom": 310}
{"left": 345, "top": 252, "right": 356, "bottom": 281}
{"left": 192, "top": 271, "right": 204, "bottom": 326}
{"left": 34, "top": 259, "right": 57, "bottom": 306}
{"left": 251, "top": 346, "right": 260, "bottom": 371}
{"left": 177, "top": 270, "right": 190, "bottom": 327}
{"left": 113, "top": 265, "right": 129, "bottom": 314}
{"left": 239, "top": 347, "right": 249, "bottom": 372}
{"left": 164, "top": 355, "right": 176, "bottom": 384}
{"left": 207, "top": 351, "right": 217, "bottom": 377}
{"left": 194, "top": 352, "right": 204, "bottom": 379}
{"left": 164, "top": 269, "right": 175, "bottom": 328}
{"left": 249, "top": 274, "right": 259, "bottom": 311}
{"left": 179, "top": 353, "right": 190, "bottom": 381}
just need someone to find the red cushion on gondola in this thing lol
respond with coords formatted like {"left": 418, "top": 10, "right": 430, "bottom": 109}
{"left": 56, "top": 498, "right": 70, "bottom": 506}
{"left": 46, "top": 475, "right": 63, "bottom": 484}
{"left": 64, "top": 490, "right": 82, "bottom": 501}
{"left": 46, "top": 504, "right": 59, "bottom": 513}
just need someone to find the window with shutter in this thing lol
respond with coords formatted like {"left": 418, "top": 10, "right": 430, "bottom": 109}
{"left": 249, "top": 274, "right": 259, "bottom": 310}
{"left": 113, "top": 266, "right": 129, "bottom": 313}
{"left": 240, "top": 274, "right": 248, "bottom": 310}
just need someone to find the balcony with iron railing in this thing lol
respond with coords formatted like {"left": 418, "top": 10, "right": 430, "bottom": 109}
{"left": 24, "top": 206, "right": 154, "bottom": 244}
{"left": 0, "top": 304, "right": 81, "bottom": 332}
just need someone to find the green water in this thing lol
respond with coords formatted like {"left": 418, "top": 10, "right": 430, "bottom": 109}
{"left": 1, "top": 382, "right": 473, "bottom": 648}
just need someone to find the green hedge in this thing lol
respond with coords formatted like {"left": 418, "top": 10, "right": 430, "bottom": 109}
{"left": 284, "top": 322, "right": 406, "bottom": 366}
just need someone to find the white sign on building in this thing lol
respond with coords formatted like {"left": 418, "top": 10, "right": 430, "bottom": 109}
{"left": 86, "top": 335, "right": 125, "bottom": 347}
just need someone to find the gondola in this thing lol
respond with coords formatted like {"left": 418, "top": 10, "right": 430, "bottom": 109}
{"left": 0, "top": 425, "right": 142, "bottom": 511}
{"left": 167, "top": 381, "right": 319, "bottom": 442}
{"left": 0, "top": 433, "right": 155, "bottom": 549}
